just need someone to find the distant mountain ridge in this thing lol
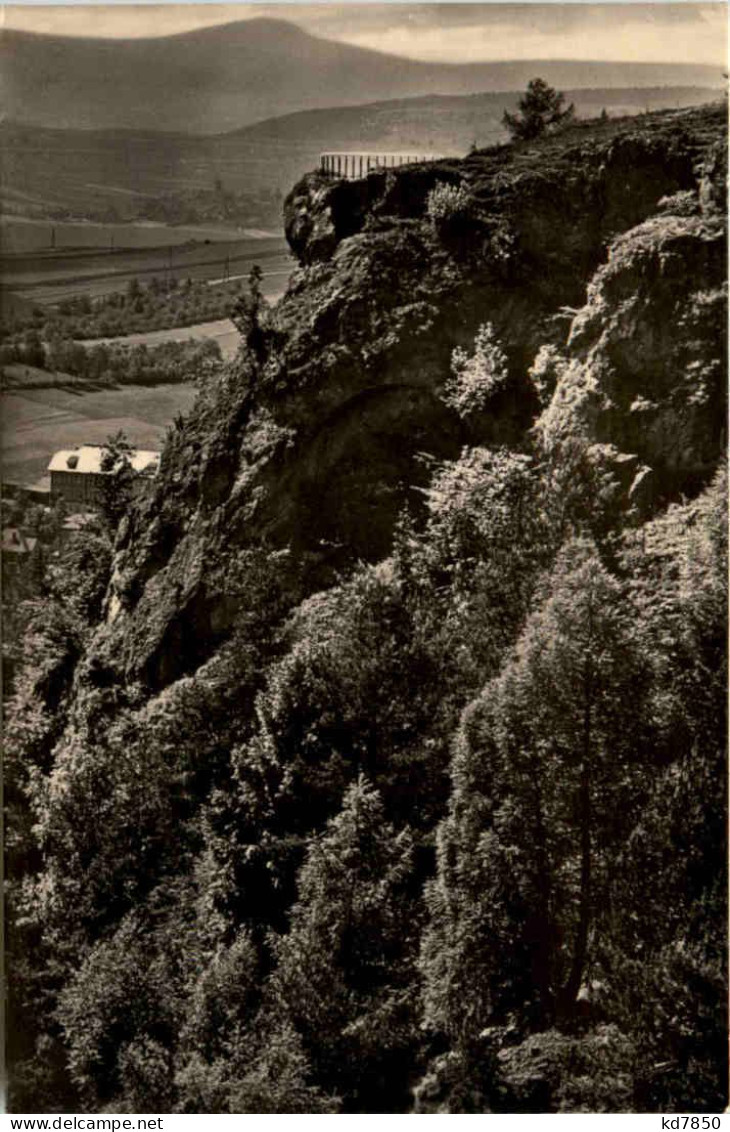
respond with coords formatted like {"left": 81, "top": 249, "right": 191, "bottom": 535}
{"left": 1, "top": 18, "right": 722, "bottom": 134}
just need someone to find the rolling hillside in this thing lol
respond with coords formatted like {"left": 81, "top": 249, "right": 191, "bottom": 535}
{"left": 1, "top": 17, "right": 722, "bottom": 134}
{"left": 1, "top": 86, "right": 722, "bottom": 222}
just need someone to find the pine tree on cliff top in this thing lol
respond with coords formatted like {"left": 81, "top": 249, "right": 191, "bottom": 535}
{"left": 503, "top": 78, "right": 575, "bottom": 142}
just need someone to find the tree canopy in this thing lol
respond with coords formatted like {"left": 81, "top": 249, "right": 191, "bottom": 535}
{"left": 503, "top": 78, "right": 575, "bottom": 141}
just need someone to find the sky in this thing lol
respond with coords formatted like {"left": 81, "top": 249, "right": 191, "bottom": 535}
{"left": 2, "top": 2, "right": 728, "bottom": 65}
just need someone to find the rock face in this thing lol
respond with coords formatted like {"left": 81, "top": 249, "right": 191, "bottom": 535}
{"left": 95, "top": 104, "right": 726, "bottom": 690}
{"left": 535, "top": 211, "right": 726, "bottom": 503}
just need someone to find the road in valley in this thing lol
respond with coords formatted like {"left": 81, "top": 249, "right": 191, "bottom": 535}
{"left": 0, "top": 233, "right": 293, "bottom": 307}
{"left": 73, "top": 274, "right": 291, "bottom": 360}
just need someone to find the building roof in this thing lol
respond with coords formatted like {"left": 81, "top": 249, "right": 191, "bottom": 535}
{"left": 62, "top": 512, "right": 98, "bottom": 532}
{"left": 48, "top": 445, "right": 160, "bottom": 476}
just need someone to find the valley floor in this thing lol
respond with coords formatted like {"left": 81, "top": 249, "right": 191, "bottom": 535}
{"left": 0, "top": 229, "right": 291, "bottom": 307}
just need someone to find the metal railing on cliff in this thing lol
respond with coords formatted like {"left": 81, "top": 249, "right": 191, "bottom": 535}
{"left": 319, "top": 152, "right": 443, "bottom": 180}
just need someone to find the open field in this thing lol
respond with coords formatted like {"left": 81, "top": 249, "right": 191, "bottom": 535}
{"left": 77, "top": 318, "right": 242, "bottom": 361}
{"left": 1, "top": 380, "right": 198, "bottom": 488}
{"left": 3, "top": 362, "right": 89, "bottom": 389}
{"left": 0, "top": 215, "right": 280, "bottom": 254}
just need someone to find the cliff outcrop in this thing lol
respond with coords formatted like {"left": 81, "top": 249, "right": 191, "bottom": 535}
{"left": 535, "top": 209, "right": 726, "bottom": 504}
{"left": 96, "top": 103, "right": 726, "bottom": 689}
{"left": 10, "top": 102, "right": 728, "bottom": 1118}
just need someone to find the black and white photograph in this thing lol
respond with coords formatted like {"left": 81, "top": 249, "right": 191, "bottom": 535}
{"left": 1, "top": 0, "right": 728, "bottom": 1116}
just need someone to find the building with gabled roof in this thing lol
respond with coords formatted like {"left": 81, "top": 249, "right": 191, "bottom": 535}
{"left": 48, "top": 445, "right": 160, "bottom": 508}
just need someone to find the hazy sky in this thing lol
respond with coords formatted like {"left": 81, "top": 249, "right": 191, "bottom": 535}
{"left": 3, "top": 2, "right": 728, "bottom": 65}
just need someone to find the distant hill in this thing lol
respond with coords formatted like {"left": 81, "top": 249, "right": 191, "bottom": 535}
{"left": 0, "top": 18, "right": 723, "bottom": 134}
{"left": 224, "top": 85, "right": 723, "bottom": 163}
{"left": 0, "top": 86, "right": 722, "bottom": 225}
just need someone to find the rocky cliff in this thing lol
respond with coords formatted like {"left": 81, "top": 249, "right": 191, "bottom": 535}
{"left": 10, "top": 100, "right": 729, "bottom": 1119}
{"left": 95, "top": 103, "right": 726, "bottom": 692}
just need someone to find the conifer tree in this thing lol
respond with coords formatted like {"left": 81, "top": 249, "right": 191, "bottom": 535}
{"left": 503, "top": 79, "right": 575, "bottom": 142}
{"left": 270, "top": 776, "right": 418, "bottom": 1109}
{"left": 421, "top": 539, "right": 652, "bottom": 1059}
{"left": 607, "top": 469, "right": 728, "bottom": 1111}
{"left": 99, "top": 429, "right": 138, "bottom": 531}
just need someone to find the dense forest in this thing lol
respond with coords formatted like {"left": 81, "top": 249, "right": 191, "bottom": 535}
{"left": 5, "top": 103, "right": 727, "bottom": 1113}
